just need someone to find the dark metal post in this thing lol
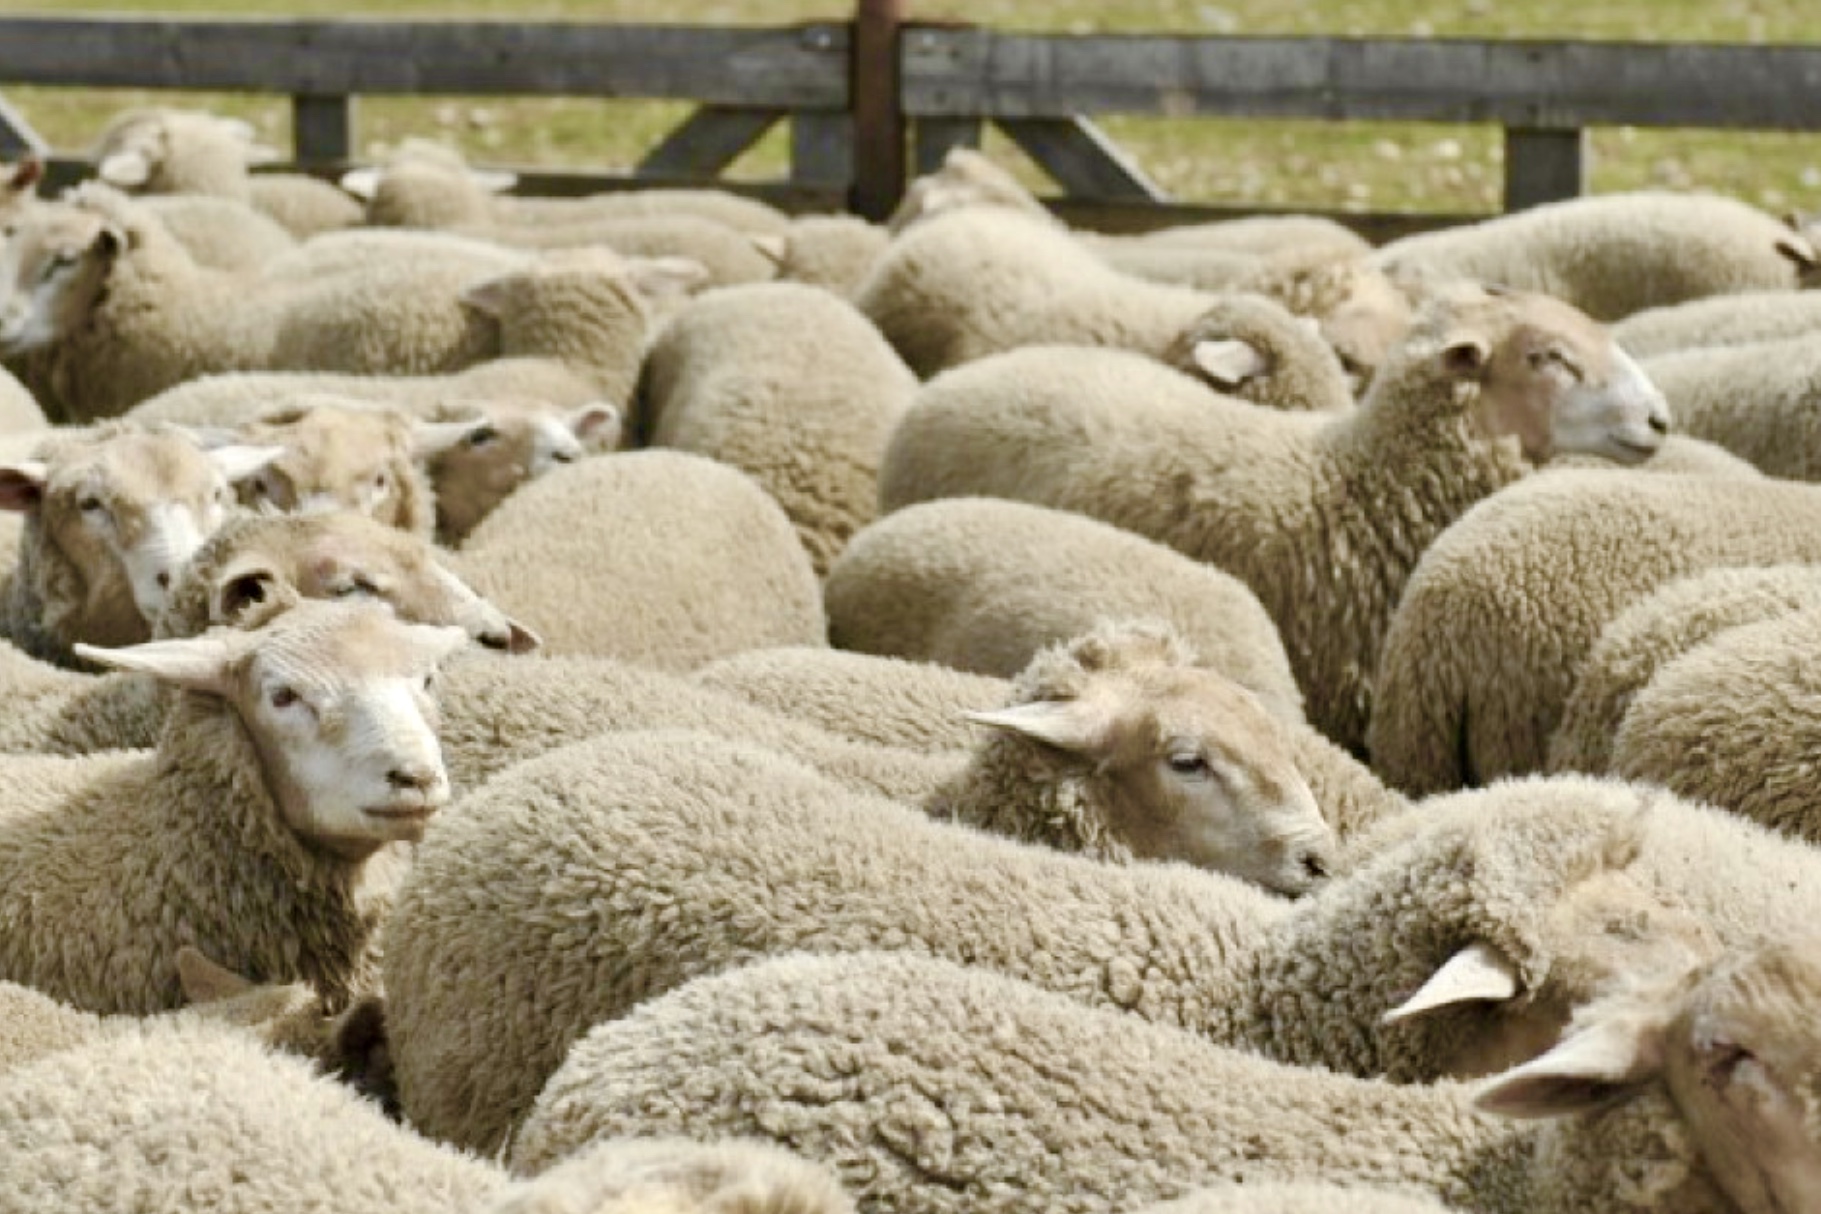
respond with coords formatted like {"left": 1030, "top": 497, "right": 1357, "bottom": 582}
{"left": 849, "top": 0, "right": 905, "bottom": 220}
{"left": 292, "top": 94, "right": 353, "bottom": 165}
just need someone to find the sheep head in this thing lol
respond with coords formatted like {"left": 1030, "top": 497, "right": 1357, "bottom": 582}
{"left": 967, "top": 618, "right": 1335, "bottom": 896}
{"left": 424, "top": 396, "right": 622, "bottom": 544}
{"left": 77, "top": 598, "right": 468, "bottom": 857}
{"left": 0, "top": 193, "right": 130, "bottom": 356}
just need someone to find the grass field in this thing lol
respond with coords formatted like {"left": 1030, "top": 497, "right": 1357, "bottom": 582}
{"left": 3, "top": 0, "right": 1819, "bottom": 216}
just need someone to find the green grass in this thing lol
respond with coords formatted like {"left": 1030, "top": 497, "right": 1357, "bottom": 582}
{"left": 4, "top": 0, "right": 1821, "bottom": 215}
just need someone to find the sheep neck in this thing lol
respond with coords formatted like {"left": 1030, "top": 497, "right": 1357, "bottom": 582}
{"left": 922, "top": 732, "right": 1130, "bottom": 862}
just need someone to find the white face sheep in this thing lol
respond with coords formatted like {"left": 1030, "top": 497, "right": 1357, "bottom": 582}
{"left": 0, "top": 425, "right": 281, "bottom": 660}
{"left": 0, "top": 197, "right": 120, "bottom": 358}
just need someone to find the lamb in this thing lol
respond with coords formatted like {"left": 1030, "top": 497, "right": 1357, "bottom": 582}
{"left": 1369, "top": 190, "right": 1817, "bottom": 321}
{"left": 510, "top": 940, "right": 1821, "bottom": 1214}
{"left": 0, "top": 423, "right": 281, "bottom": 665}
{"left": 1636, "top": 337, "right": 1821, "bottom": 479}
{"left": 1548, "top": 565, "right": 1821, "bottom": 776}
{"left": 1157, "top": 290, "right": 1355, "bottom": 412}
{"left": 0, "top": 598, "right": 467, "bottom": 1013}
{"left": 763, "top": 213, "right": 890, "bottom": 296}
{"left": 1613, "top": 288, "right": 1821, "bottom": 357}
{"left": 879, "top": 285, "right": 1669, "bottom": 753}
{"left": 693, "top": 645, "right": 1009, "bottom": 752}
{"left": 383, "top": 730, "right": 1712, "bottom": 1153}
{"left": 1366, "top": 470, "right": 1821, "bottom": 795}
{"left": 636, "top": 282, "right": 916, "bottom": 573}
{"left": 1607, "top": 606, "right": 1821, "bottom": 845}
{"left": 421, "top": 396, "right": 622, "bottom": 544}
{"left": 92, "top": 105, "right": 363, "bottom": 237}
{"left": 452, "top": 451, "right": 825, "bottom": 668}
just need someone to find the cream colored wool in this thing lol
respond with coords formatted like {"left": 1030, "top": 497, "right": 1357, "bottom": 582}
{"left": 879, "top": 288, "right": 1666, "bottom": 753}
{"left": 493, "top": 1137, "right": 855, "bottom": 1214}
{"left": 245, "top": 174, "right": 365, "bottom": 239}
{"left": 639, "top": 282, "right": 915, "bottom": 574}
{"left": 1124, "top": 213, "right": 1373, "bottom": 259}
{"left": 1614, "top": 288, "right": 1821, "bottom": 357}
{"left": 1640, "top": 337, "right": 1821, "bottom": 479}
{"left": 1371, "top": 190, "right": 1813, "bottom": 321}
{"left": 138, "top": 193, "right": 298, "bottom": 272}
{"left": 0, "top": 979, "right": 104, "bottom": 1076}
{"left": 768, "top": 213, "right": 889, "bottom": 296}
{"left": 1548, "top": 565, "right": 1821, "bottom": 776}
{"left": 1131, "top": 1185, "right": 1462, "bottom": 1214}
{"left": 511, "top": 943, "right": 1821, "bottom": 1214}
{"left": 453, "top": 451, "right": 825, "bottom": 668}
{"left": 1092, "top": 241, "right": 1264, "bottom": 291}
{"left": 384, "top": 732, "right": 1706, "bottom": 1154}
{"left": 1609, "top": 605, "right": 1821, "bottom": 845}
{"left": 1366, "top": 471, "right": 1821, "bottom": 795}
{"left": 458, "top": 212, "right": 777, "bottom": 287}
{"left": 1158, "top": 291, "right": 1355, "bottom": 411}
{"left": 0, "top": 364, "right": 46, "bottom": 436}
{"left": 693, "top": 645, "right": 1005, "bottom": 752}
{"left": 236, "top": 400, "right": 445, "bottom": 537}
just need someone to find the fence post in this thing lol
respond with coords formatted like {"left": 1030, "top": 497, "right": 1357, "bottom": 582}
{"left": 848, "top": 0, "right": 905, "bottom": 220}
{"left": 292, "top": 94, "right": 354, "bottom": 166}
{"left": 1503, "top": 127, "right": 1585, "bottom": 212}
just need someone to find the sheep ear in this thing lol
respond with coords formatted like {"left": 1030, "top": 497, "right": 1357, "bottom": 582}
{"left": 749, "top": 232, "right": 789, "bottom": 266}
{"left": 176, "top": 945, "right": 255, "bottom": 1005}
{"left": 1775, "top": 233, "right": 1818, "bottom": 273}
{"left": 411, "top": 417, "right": 491, "bottom": 460}
{"left": 624, "top": 256, "right": 710, "bottom": 305}
{"left": 1474, "top": 1012, "right": 1668, "bottom": 1119}
{"left": 459, "top": 275, "right": 514, "bottom": 318}
{"left": 207, "top": 444, "right": 285, "bottom": 485}
{"left": 1382, "top": 941, "right": 1522, "bottom": 1024}
{"left": 566, "top": 402, "right": 621, "bottom": 451}
{"left": 74, "top": 634, "right": 239, "bottom": 694}
{"left": 504, "top": 618, "right": 542, "bottom": 654}
{"left": 0, "top": 461, "right": 48, "bottom": 512}
{"left": 96, "top": 149, "right": 152, "bottom": 188}
{"left": 1189, "top": 338, "right": 1268, "bottom": 389}
{"left": 1441, "top": 333, "right": 1491, "bottom": 379}
{"left": 468, "top": 168, "right": 518, "bottom": 194}
{"left": 338, "top": 167, "right": 382, "bottom": 200}
{"left": 210, "top": 556, "right": 286, "bottom": 624}
{"left": 964, "top": 698, "right": 1117, "bottom": 756}
{"left": 7, "top": 157, "right": 43, "bottom": 192}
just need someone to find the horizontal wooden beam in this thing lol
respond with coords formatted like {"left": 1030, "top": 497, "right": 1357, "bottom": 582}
{"left": 902, "top": 28, "right": 1821, "bottom": 130}
{"left": 0, "top": 18, "right": 849, "bottom": 108}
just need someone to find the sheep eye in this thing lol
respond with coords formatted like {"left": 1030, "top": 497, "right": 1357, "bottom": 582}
{"left": 464, "top": 426, "right": 500, "bottom": 448}
{"left": 269, "top": 686, "right": 299, "bottom": 710}
{"left": 420, "top": 672, "right": 435, "bottom": 692}
{"left": 1702, "top": 1037, "right": 1752, "bottom": 1082}
{"left": 77, "top": 496, "right": 104, "bottom": 514}
{"left": 1167, "top": 753, "right": 1208, "bottom": 776}
{"left": 552, "top": 449, "right": 578, "bottom": 464}
{"left": 373, "top": 471, "right": 390, "bottom": 491}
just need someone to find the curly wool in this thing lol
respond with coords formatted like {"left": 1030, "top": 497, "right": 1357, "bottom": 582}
{"left": 1133, "top": 1184, "right": 1462, "bottom": 1214}
{"left": 1367, "top": 470, "right": 1821, "bottom": 795}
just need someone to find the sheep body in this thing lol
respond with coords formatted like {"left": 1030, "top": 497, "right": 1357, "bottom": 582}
{"left": 768, "top": 213, "right": 889, "bottom": 295}
{"left": 138, "top": 193, "right": 298, "bottom": 271}
{"left": 1613, "top": 287, "right": 1821, "bottom": 356}
{"left": 1639, "top": 337, "right": 1821, "bottom": 479}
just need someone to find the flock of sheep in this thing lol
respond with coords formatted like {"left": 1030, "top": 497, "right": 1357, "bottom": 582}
{"left": 0, "top": 102, "right": 1817, "bottom": 1214}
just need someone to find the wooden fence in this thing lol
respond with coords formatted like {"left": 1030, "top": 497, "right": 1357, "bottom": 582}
{"left": 3, "top": 5, "right": 1821, "bottom": 236}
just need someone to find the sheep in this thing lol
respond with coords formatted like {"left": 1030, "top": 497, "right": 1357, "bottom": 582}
{"left": 763, "top": 213, "right": 890, "bottom": 296}
{"left": 0, "top": 423, "right": 281, "bottom": 665}
{"left": 1366, "top": 470, "right": 1821, "bottom": 795}
{"left": 0, "top": 598, "right": 468, "bottom": 1013}
{"left": 884, "top": 146, "right": 1058, "bottom": 233}
{"left": 1548, "top": 565, "right": 1821, "bottom": 776}
{"left": 879, "top": 285, "right": 1669, "bottom": 753}
{"left": 1091, "top": 240, "right": 1265, "bottom": 291}
{"left": 1635, "top": 337, "right": 1821, "bottom": 479}
{"left": 443, "top": 212, "right": 778, "bottom": 287}
{"left": 452, "top": 451, "right": 825, "bottom": 668}
{"left": 1613, "top": 288, "right": 1821, "bottom": 357}
{"left": 137, "top": 193, "right": 300, "bottom": 272}
{"left": 510, "top": 940, "right": 1821, "bottom": 1214}
{"left": 857, "top": 206, "right": 1405, "bottom": 391}
{"left": 1369, "top": 190, "right": 1817, "bottom": 321}
{"left": 1157, "top": 291, "right": 1355, "bottom": 412}
{"left": 91, "top": 105, "right": 363, "bottom": 237}
{"left": 0, "top": 155, "right": 42, "bottom": 222}
{"left": 232, "top": 398, "right": 492, "bottom": 537}
{"left": 1122, "top": 212, "right": 1374, "bottom": 260}
{"left": 0, "top": 509, "right": 538, "bottom": 757}
{"left": 1606, "top": 606, "right": 1821, "bottom": 845}
{"left": 491, "top": 1137, "right": 855, "bottom": 1214}
{"left": 0, "top": 184, "right": 696, "bottom": 420}
{"left": 422, "top": 396, "right": 622, "bottom": 544}
{"left": 383, "top": 730, "right": 1712, "bottom": 1154}
{"left": 693, "top": 645, "right": 1008, "bottom": 752}
{"left": 636, "top": 282, "right": 916, "bottom": 574}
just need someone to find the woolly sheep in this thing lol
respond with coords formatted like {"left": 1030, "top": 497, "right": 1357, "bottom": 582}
{"left": 1613, "top": 287, "right": 1821, "bottom": 357}
{"left": 1366, "top": 471, "right": 1821, "bottom": 794}
{"left": 0, "top": 598, "right": 468, "bottom": 1012}
{"left": 1370, "top": 190, "right": 1817, "bottom": 321}
{"left": 1092, "top": 240, "right": 1264, "bottom": 291}
{"left": 883, "top": 146, "right": 1057, "bottom": 233}
{"left": 637, "top": 282, "right": 916, "bottom": 573}
{"left": 693, "top": 645, "right": 1007, "bottom": 752}
{"left": 1548, "top": 565, "right": 1821, "bottom": 776}
{"left": 450, "top": 212, "right": 777, "bottom": 287}
{"left": 383, "top": 730, "right": 1711, "bottom": 1153}
{"left": 1157, "top": 290, "right": 1355, "bottom": 412}
{"left": 492, "top": 1137, "right": 855, "bottom": 1214}
{"left": 423, "top": 396, "right": 622, "bottom": 544}
{"left": 0, "top": 424, "right": 281, "bottom": 664}
{"left": 1638, "top": 337, "right": 1821, "bottom": 479}
{"left": 1125, "top": 212, "right": 1374, "bottom": 259}
{"left": 452, "top": 451, "right": 824, "bottom": 667}
{"left": 511, "top": 940, "right": 1821, "bottom": 1214}
{"left": 880, "top": 286, "right": 1669, "bottom": 753}
{"left": 92, "top": 105, "right": 363, "bottom": 237}
{"left": 0, "top": 364, "right": 46, "bottom": 437}
{"left": 763, "top": 213, "right": 889, "bottom": 296}
{"left": 0, "top": 155, "right": 42, "bottom": 222}
{"left": 1608, "top": 606, "right": 1821, "bottom": 845}
{"left": 137, "top": 193, "right": 299, "bottom": 272}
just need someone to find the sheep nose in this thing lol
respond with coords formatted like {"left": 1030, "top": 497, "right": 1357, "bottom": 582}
{"left": 386, "top": 764, "right": 440, "bottom": 793}
{"left": 1647, "top": 413, "right": 1668, "bottom": 435}
{"left": 1299, "top": 850, "right": 1329, "bottom": 880}
{"left": 155, "top": 571, "right": 170, "bottom": 589}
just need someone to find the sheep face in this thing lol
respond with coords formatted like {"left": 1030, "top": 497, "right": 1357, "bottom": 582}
{"left": 1478, "top": 938, "right": 1821, "bottom": 1214}
{"left": 1317, "top": 266, "right": 1413, "bottom": 391}
{"left": 83, "top": 600, "right": 468, "bottom": 857}
{"left": 972, "top": 662, "right": 1335, "bottom": 896}
{"left": 427, "top": 398, "right": 621, "bottom": 543}
{"left": 238, "top": 404, "right": 425, "bottom": 529}
{"left": 1451, "top": 290, "right": 1670, "bottom": 464}
{"left": 0, "top": 201, "right": 121, "bottom": 356}
{"left": 165, "top": 510, "right": 538, "bottom": 653}
{"left": 0, "top": 428, "right": 280, "bottom": 643}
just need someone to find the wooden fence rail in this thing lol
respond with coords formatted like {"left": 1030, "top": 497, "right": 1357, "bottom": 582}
{"left": 3, "top": 11, "right": 1821, "bottom": 232}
